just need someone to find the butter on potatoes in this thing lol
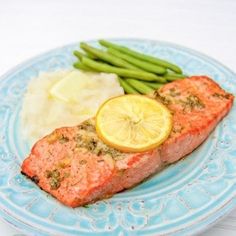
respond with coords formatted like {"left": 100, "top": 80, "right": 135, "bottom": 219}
{"left": 21, "top": 70, "right": 124, "bottom": 144}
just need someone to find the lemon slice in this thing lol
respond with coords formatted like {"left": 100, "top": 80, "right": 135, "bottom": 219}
{"left": 96, "top": 95, "right": 172, "bottom": 152}
{"left": 50, "top": 71, "right": 89, "bottom": 102}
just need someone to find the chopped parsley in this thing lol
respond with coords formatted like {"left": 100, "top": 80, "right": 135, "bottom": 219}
{"left": 79, "top": 159, "right": 87, "bottom": 165}
{"left": 180, "top": 94, "right": 205, "bottom": 111}
{"left": 75, "top": 120, "right": 125, "bottom": 160}
{"left": 169, "top": 88, "right": 181, "bottom": 97}
{"left": 45, "top": 169, "right": 62, "bottom": 190}
{"left": 154, "top": 91, "right": 171, "bottom": 105}
{"left": 59, "top": 136, "right": 69, "bottom": 144}
{"left": 212, "top": 93, "right": 231, "bottom": 99}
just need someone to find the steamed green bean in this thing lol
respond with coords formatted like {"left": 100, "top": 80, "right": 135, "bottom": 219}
{"left": 142, "top": 81, "right": 164, "bottom": 89}
{"left": 81, "top": 57, "right": 167, "bottom": 82}
{"left": 80, "top": 42, "right": 140, "bottom": 70}
{"left": 118, "top": 77, "right": 139, "bottom": 94}
{"left": 99, "top": 39, "right": 182, "bottom": 74}
{"left": 108, "top": 48, "right": 166, "bottom": 75}
{"left": 125, "top": 78, "right": 154, "bottom": 94}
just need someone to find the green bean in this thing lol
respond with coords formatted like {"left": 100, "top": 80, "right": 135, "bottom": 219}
{"left": 80, "top": 42, "right": 140, "bottom": 70}
{"left": 73, "top": 51, "right": 88, "bottom": 61}
{"left": 85, "top": 51, "right": 98, "bottom": 59}
{"left": 73, "top": 61, "right": 96, "bottom": 71}
{"left": 125, "top": 78, "right": 154, "bottom": 94}
{"left": 99, "top": 40, "right": 183, "bottom": 74}
{"left": 108, "top": 48, "right": 166, "bottom": 75}
{"left": 164, "top": 72, "right": 187, "bottom": 81}
{"left": 73, "top": 50, "right": 96, "bottom": 60}
{"left": 165, "top": 71, "right": 187, "bottom": 77}
{"left": 142, "top": 81, "right": 164, "bottom": 89}
{"left": 118, "top": 77, "right": 139, "bottom": 94}
{"left": 81, "top": 57, "right": 167, "bottom": 82}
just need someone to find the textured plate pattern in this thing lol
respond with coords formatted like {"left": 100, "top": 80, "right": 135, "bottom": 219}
{"left": 0, "top": 39, "right": 236, "bottom": 236}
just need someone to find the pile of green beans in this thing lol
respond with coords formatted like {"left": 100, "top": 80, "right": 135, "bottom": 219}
{"left": 73, "top": 40, "right": 187, "bottom": 95}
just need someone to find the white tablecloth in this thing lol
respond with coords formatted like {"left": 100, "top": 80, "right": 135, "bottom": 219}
{"left": 0, "top": 0, "right": 235, "bottom": 235}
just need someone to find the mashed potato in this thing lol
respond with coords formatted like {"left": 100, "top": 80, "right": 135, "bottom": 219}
{"left": 21, "top": 69, "right": 124, "bottom": 144}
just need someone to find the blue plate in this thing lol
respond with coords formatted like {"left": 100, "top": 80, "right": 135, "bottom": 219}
{"left": 0, "top": 39, "right": 236, "bottom": 236}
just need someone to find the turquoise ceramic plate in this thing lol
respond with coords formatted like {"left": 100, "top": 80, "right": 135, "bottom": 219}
{"left": 0, "top": 39, "right": 236, "bottom": 236}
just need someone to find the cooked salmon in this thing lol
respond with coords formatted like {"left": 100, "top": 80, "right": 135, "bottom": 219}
{"left": 21, "top": 76, "right": 234, "bottom": 207}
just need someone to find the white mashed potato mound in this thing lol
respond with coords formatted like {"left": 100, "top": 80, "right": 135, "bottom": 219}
{"left": 21, "top": 69, "right": 124, "bottom": 144}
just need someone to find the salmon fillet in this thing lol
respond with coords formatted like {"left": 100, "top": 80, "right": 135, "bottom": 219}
{"left": 21, "top": 76, "right": 234, "bottom": 207}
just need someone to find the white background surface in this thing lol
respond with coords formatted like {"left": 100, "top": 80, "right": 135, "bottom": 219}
{"left": 0, "top": 0, "right": 236, "bottom": 235}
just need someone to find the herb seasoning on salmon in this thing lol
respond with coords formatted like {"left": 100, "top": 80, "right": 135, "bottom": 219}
{"left": 21, "top": 76, "right": 234, "bottom": 207}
